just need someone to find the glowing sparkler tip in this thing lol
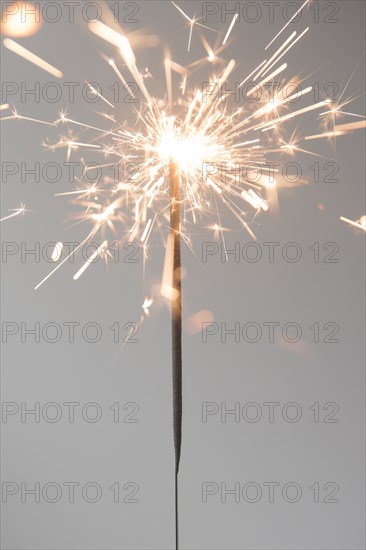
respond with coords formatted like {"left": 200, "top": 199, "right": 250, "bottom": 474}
{"left": 5, "top": 0, "right": 364, "bottom": 291}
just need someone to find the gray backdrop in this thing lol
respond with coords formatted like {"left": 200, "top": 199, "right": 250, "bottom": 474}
{"left": 1, "top": 1, "right": 365, "bottom": 548}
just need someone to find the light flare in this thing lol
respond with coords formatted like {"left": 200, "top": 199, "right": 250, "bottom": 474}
{"left": 1, "top": 7, "right": 364, "bottom": 290}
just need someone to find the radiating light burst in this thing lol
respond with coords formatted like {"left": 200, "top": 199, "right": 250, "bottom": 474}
{"left": 1, "top": 0, "right": 365, "bottom": 306}
{"left": 0, "top": 204, "right": 28, "bottom": 222}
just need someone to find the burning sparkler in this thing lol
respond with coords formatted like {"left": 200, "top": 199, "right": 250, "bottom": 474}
{"left": 1, "top": 1, "right": 365, "bottom": 547}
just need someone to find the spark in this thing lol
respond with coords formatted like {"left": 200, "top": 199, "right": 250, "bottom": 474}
{"left": 255, "top": 32, "right": 296, "bottom": 79}
{"left": 88, "top": 21, "right": 132, "bottom": 50}
{"left": 247, "top": 63, "right": 288, "bottom": 98}
{"left": 262, "top": 28, "right": 309, "bottom": 78}
{"left": 265, "top": 0, "right": 310, "bottom": 50}
{"left": 0, "top": 108, "right": 54, "bottom": 125}
{"left": 73, "top": 241, "right": 108, "bottom": 280}
{"left": 207, "top": 178, "right": 222, "bottom": 194}
{"left": 142, "top": 297, "right": 154, "bottom": 316}
{"left": 86, "top": 82, "right": 115, "bottom": 109}
{"left": 34, "top": 236, "right": 91, "bottom": 290}
{"left": 1, "top": 3, "right": 364, "bottom": 292}
{"left": 340, "top": 216, "right": 366, "bottom": 232}
{"left": 0, "top": 206, "right": 27, "bottom": 223}
{"left": 51, "top": 242, "right": 63, "bottom": 262}
{"left": 305, "top": 120, "right": 366, "bottom": 140}
{"left": 223, "top": 13, "right": 238, "bottom": 45}
{"left": 141, "top": 218, "right": 153, "bottom": 242}
{"left": 171, "top": 1, "right": 216, "bottom": 51}
{"left": 239, "top": 59, "right": 268, "bottom": 88}
{"left": 241, "top": 190, "right": 269, "bottom": 211}
{"left": 108, "top": 58, "right": 137, "bottom": 99}
{"left": 256, "top": 100, "right": 332, "bottom": 131}
{"left": 3, "top": 38, "right": 63, "bottom": 78}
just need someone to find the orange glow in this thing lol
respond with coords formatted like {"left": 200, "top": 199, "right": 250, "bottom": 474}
{"left": 1, "top": 2, "right": 41, "bottom": 37}
{"left": 185, "top": 310, "right": 215, "bottom": 334}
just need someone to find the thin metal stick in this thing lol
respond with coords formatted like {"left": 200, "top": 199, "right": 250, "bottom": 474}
{"left": 170, "top": 160, "right": 182, "bottom": 550}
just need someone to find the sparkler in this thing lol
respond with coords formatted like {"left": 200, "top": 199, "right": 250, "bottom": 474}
{"left": 170, "top": 159, "right": 182, "bottom": 549}
{"left": 1, "top": 1, "right": 365, "bottom": 547}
